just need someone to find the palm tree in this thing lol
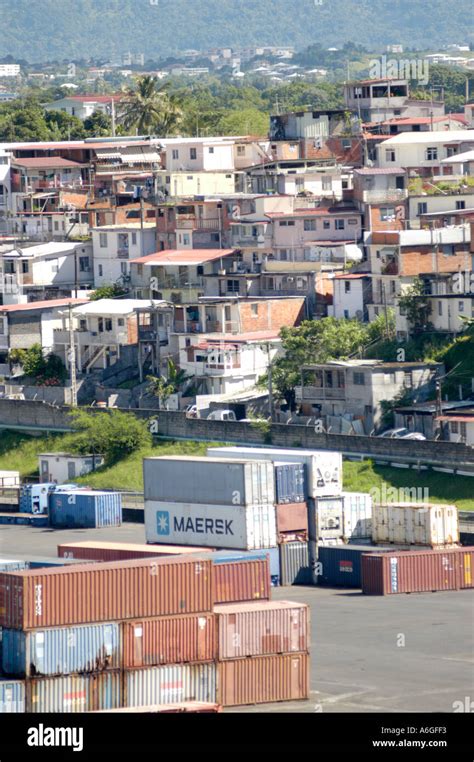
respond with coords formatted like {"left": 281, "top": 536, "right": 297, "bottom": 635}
{"left": 118, "top": 76, "right": 183, "bottom": 136}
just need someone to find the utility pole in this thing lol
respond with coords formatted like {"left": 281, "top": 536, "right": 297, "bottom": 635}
{"left": 111, "top": 98, "right": 116, "bottom": 137}
{"left": 68, "top": 303, "right": 78, "bottom": 407}
{"left": 266, "top": 342, "right": 274, "bottom": 421}
{"left": 382, "top": 282, "right": 389, "bottom": 339}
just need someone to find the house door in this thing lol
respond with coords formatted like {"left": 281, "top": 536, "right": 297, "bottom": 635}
{"left": 67, "top": 461, "right": 76, "bottom": 479}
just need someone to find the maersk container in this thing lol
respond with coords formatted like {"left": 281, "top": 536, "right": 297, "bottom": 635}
{"left": 123, "top": 663, "right": 217, "bottom": 708}
{"left": 342, "top": 492, "right": 372, "bottom": 541}
{"left": 372, "top": 503, "right": 459, "bottom": 547}
{"left": 279, "top": 542, "right": 311, "bottom": 586}
{"left": 143, "top": 456, "right": 275, "bottom": 506}
{"left": 145, "top": 500, "right": 277, "bottom": 550}
{"left": 274, "top": 462, "right": 307, "bottom": 504}
{"left": 0, "top": 679, "right": 25, "bottom": 713}
{"left": 19, "top": 483, "right": 55, "bottom": 514}
{"left": 318, "top": 544, "right": 397, "bottom": 588}
{"left": 2, "top": 622, "right": 120, "bottom": 678}
{"left": 207, "top": 446, "right": 342, "bottom": 498}
{"left": 27, "top": 671, "right": 121, "bottom": 712}
{"left": 215, "top": 601, "right": 309, "bottom": 659}
{"left": 49, "top": 490, "right": 122, "bottom": 529}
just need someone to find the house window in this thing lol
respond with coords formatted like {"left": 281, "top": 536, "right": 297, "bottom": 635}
{"left": 447, "top": 146, "right": 458, "bottom": 158}
{"left": 380, "top": 206, "right": 395, "bottom": 221}
{"left": 79, "top": 257, "right": 90, "bottom": 272}
{"left": 118, "top": 318, "right": 125, "bottom": 327}
{"left": 266, "top": 277, "right": 275, "bottom": 291}
{"left": 251, "top": 304, "right": 259, "bottom": 317}
{"left": 105, "top": 319, "right": 113, "bottom": 332}
{"left": 345, "top": 281, "right": 351, "bottom": 293}
{"left": 344, "top": 309, "right": 349, "bottom": 318}
{"left": 209, "top": 147, "right": 214, "bottom": 154}
{"left": 51, "top": 262, "right": 59, "bottom": 273}
{"left": 441, "top": 244, "right": 455, "bottom": 256}
{"left": 21, "top": 261, "right": 28, "bottom": 274}
{"left": 323, "top": 220, "right": 330, "bottom": 229}
{"left": 183, "top": 234, "right": 190, "bottom": 245}
{"left": 461, "top": 422, "right": 467, "bottom": 438}
{"left": 404, "top": 371, "right": 413, "bottom": 387}
{"left": 172, "top": 149, "right": 179, "bottom": 160}
{"left": 426, "top": 147, "right": 438, "bottom": 161}
{"left": 459, "top": 301, "right": 464, "bottom": 312}
{"left": 438, "top": 301, "right": 443, "bottom": 316}
{"left": 335, "top": 219, "right": 345, "bottom": 230}
{"left": 348, "top": 218, "right": 358, "bottom": 225}
{"left": 99, "top": 232, "right": 107, "bottom": 248}
{"left": 353, "top": 372, "right": 365, "bottom": 385}
{"left": 0, "top": 318, "right": 4, "bottom": 335}
{"left": 417, "top": 202, "right": 428, "bottom": 215}
{"left": 237, "top": 145, "right": 246, "bottom": 156}
{"left": 322, "top": 176, "right": 332, "bottom": 191}
{"left": 226, "top": 280, "right": 240, "bottom": 293}
{"left": 98, "top": 265, "right": 103, "bottom": 277}
{"left": 120, "top": 262, "right": 128, "bottom": 275}
{"left": 131, "top": 232, "right": 137, "bottom": 245}
{"left": 186, "top": 176, "right": 193, "bottom": 181}
{"left": 456, "top": 201, "right": 465, "bottom": 210}
{"left": 137, "top": 264, "right": 143, "bottom": 276}
{"left": 304, "top": 219, "right": 317, "bottom": 231}
{"left": 98, "top": 318, "right": 104, "bottom": 332}
{"left": 190, "top": 148, "right": 197, "bottom": 160}
{"left": 279, "top": 250, "right": 288, "bottom": 261}
{"left": 385, "top": 149, "right": 396, "bottom": 162}
{"left": 451, "top": 421, "right": 459, "bottom": 434}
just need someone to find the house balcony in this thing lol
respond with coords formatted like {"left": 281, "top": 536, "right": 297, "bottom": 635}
{"left": 296, "top": 385, "right": 346, "bottom": 402}
{"left": 54, "top": 329, "right": 129, "bottom": 346}
{"left": 204, "top": 363, "right": 241, "bottom": 376}
{"left": 117, "top": 248, "right": 129, "bottom": 259}
{"left": 361, "top": 189, "right": 407, "bottom": 203}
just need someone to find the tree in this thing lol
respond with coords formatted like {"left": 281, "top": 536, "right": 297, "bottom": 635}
{"left": 147, "top": 358, "right": 192, "bottom": 407}
{"left": 398, "top": 278, "right": 432, "bottom": 334}
{"left": 83, "top": 110, "right": 113, "bottom": 137}
{"left": 89, "top": 284, "right": 127, "bottom": 301}
{"left": 69, "top": 408, "right": 152, "bottom": 463}
{"left": 8, "top": 344, "right": 67, "bottom": 385}
{"left": 45, "top": 110, "right": 86, "bottom": 140}
{"left": 118, "top": 76, "right": 183, "bottom": 135}
{"left": 217, "top": 107, "right": 268, "bottom": 136}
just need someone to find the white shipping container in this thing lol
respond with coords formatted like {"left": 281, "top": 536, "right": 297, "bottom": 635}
{"left": 372, "top": 503, "right": 459, "bottom": 547}
{"left": 309, "top": 496, "right": 344, "bottom": 543}
{"left": 207, "top": 446, "right": 342, "bottom": 498}
{"left": 342, "top": 492, "right": 373, "bottom": 540}
{"left": 143, "top": 456, "right": 275, "bottom": 506}
{"left": 145, "top": 500, "right": 277, "bottom": 550}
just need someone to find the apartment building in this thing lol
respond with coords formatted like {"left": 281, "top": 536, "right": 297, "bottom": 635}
{"left": 376, "top": 130, "right": 474, "bottom": 173}
{"left": 92, "top": 223, "right": 157, "bottom": 286}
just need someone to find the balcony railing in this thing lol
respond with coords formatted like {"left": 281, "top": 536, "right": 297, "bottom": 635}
{"left": 362, "top": 189, "right": 407, "bottom": 203}
{"left": 298, "top": 385, "right": 346, "bottom": 401}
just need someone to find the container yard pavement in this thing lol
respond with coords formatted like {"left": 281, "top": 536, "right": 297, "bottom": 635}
{"left": 1, "top": 524, "right": 472, "bottom": 714}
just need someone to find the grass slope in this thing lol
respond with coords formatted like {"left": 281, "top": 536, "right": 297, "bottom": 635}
{"left": 0, "top": 430, "right": 472, "bottom": 509}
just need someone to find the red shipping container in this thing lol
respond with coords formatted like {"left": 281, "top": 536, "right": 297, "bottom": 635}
{"left": 0, "top": 556, "right": 213, "bottom": 630}
{"left": 212, "top": 559, "right": 270, "bottom": 604}
{"left": 215, "top": 601, "right": 309, "bottom": 659}
{"left": 276, "top": 503, "right": 308, "bottom": 535}
{"left": 361, "top": 547, "right": 474, "bottom": 595}
{"left": 58, "top": 541, "right": 211, "bottom": 562}
{"left": 218, "top": 653, "right": 310, "bottom": 707}
{"left": 122, "top": 613, "right": 216, "bottom": 668}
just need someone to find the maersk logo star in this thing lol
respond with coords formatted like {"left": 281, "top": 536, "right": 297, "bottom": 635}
{"left": 156, "top": 511, "right": 170, "bottom": 535}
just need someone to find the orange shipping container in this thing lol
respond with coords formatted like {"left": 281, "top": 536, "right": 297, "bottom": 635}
{"left": 276, "top": 503, "right": 308, "bottom": 535}
{"left": 218, "top": 653, "right": 310, "bottom": 707}
{"left": 122, "top": 613, "right": 216, "bottom": 668}
{"left": 58, "top": 541, "right": 211, "bottom": 562}
{"left": 212, "top": 558, "right": 270, "bottom": 604}
{"left": 0, "top": 556, "right": 213, "bottom": 630}
{"left": 215, "top": 601, "right": 309, "bottom": 659}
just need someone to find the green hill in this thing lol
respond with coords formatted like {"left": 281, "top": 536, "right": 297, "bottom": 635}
{"left": 1, "top": 0, "right": 472, "bottom": 63}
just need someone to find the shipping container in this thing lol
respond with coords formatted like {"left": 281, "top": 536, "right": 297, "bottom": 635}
{"left": 218, "top": 653, "right": 309, "bottom": 707}
{"left": 276, "top": 502, "right": 308, "bottom": 537}
{"left": 318, "top": 544, "right": 398, "bottom": 588}
{"left": 0, "top": 556, "right": 213, "bottom": 630}
{"left": 308, "top": 496, "right": 344, "bottom": 543}
{"left": 144, "top": 456, "right": 275, "bottom": 506}
{"left": 372, "top": 503, "right": 459, "bottom": 547}
{"left": 2, "top": 622, "right": 120, "bottom": 678}
{"left": 49, "top": 491, "right": 122, "bottom": 529}
{"left": 342, "top": 492, "right": 372, "bottom": 541}
{"left": 57, "top": 541, "right": 211, "bottom": 562}
{"left": 19, "top": 483, "right": 55, "bottom": 515}
{"left": 27, "top": 671, "right": 121, "bottom": 713}
{"left": 207, "top": 446, "right": 342, "bottom": 498}
{"left": 0, "top": 560, "right": 29, "bottom": 573}
{"left": 186, "top": 549, "right": 273, "bottom": 601}
{"left": 361, "top": 547, "right": 474, "bottom": 595}
{"left": 274, "top": 462, "right": 307, "bottom": 504}
{"left": 97, "top": 702, "right": 222, "bottom": 713}
{"left": 279, "top": 542, "right": 311, "bottom": 586}
{"left": 215, "top": 601, "right": 309, "bottom": 659}
{"left": 0, "top": 679, "right": 25, "bottom": 713}
{"left": 144, "top": 500, "right": 277, "bottom": 550}
{"left": 122, "top": 613, "right": 216, "bottom": 668}
{"left": 123, "top": 663, "right": 217, "bottom": 708}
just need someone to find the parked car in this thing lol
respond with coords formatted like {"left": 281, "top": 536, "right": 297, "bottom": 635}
{"left": 378, "top": 428, "right": 426, "bottom": 441}
{"left": 206, "top": 409, "right": 237, "bottom": 421}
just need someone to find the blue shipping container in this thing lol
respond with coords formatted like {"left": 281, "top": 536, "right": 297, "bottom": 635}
{"left": 318, "top": 544, "right": 398, "bottom": 588}
{"left": 2, "top": 622, "right": 120, "bottom": 678}
{"left": 274, "top": 462, "right": 307, "bottom": 504}
{"left": 49, "top": 491, "right": 122, "bottom": 528}
{"left": 0, "top": 679, "right": 25, "bottom": 713}
{"left": 0, "top": 560, "right": 29, "bottom": 572}
{"left": 19, "top": 483, "right": 55, "bottom": 514}
{"left": 27, "top": 672, "right": 121, "bottom": 712}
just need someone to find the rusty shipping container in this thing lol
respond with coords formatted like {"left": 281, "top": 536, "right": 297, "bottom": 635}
{"left": 123, "top": 662, "right": 217, "bottom": 707}
{"left": 218, "top": 653, "right": 309, "bottom": 707}
{"left": 122, "top": 613, "right": 216, "bottom": 668}
{"left": 0, "top": 556, "right": 213, "bottom": 630}
{"left": 97, "top": 702, "right": 222, "bottom": 713}
{"left": 26, "top": 671, "right": 121, "bottom": 713}
{"left": 57, "top": 541, "right": 211, "bottom": 562}
{"left": 276, "top": 502, "right": 308, "bottom": 536}
{"left": 215, "top": 601, "right": 309, "bottom": 659}
{"left": 361, "top": 547, "right": 474, "bottom": 595}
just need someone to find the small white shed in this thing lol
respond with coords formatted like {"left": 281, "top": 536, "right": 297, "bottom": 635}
{"left": 38, "top": 453, "right": 105, "bottom": 484}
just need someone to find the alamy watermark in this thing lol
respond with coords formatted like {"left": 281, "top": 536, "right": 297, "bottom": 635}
{"left": 369, "top": 55, "right": 429, "bottom": 86}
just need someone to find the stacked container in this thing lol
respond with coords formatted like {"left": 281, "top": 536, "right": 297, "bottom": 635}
{"left": 144, "top": 456, "right": 277, "bottom": 550}
{"left": 214, "top": 600, "right": 310, "bottom": 706}
{"left": 49, "top": 490, "right": 122, "bottom": 529}
{"left": 372, "top": 503, "right": 459, "bottom": 548}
